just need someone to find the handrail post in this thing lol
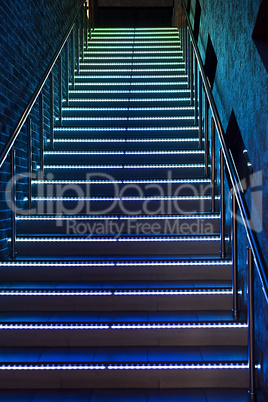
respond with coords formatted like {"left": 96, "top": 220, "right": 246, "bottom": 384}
{"left": 66, "top": 41, "right": 69, "bottom": 106}
{"left": 39, "top": 93, "right": 44, "bottom": 173}
{"left": 71, "top": 29, "right": 75, "bottom": 89}
{"left": 190, "top": 42, "right": 193, "bottom": 105}
{"left": 11, "top": 148, "right": 16, "bottom": 260}
{"left": 211, "top": 117, "right": 215, "bottom": 213}
{"left": 247, "top": 247, "right": 256, "bottom": 398}
{"left": 194, "top": 55, "right": 198, "bottom": 125}
{"left": 50, "top": 72, "right": 54, "bottom": 149}
{"left": 199, "top": 71, "right": 203, "bottom": 149}
{"left": 27, "top": 118, "right": 32, "bottom": 214}
{"left": 232, "top": 188, "right": 238, "bottom": 319}
{"left": 85, "top": 1, "right": 88, "bottom": 50}
{"left": 187, "top": 31, "right": 190, "bottom": 88}
{"left": 220, "top": 148, "right": 225, "bottom": 258}
{"left": 205, "top": 94, "right": 209, "bottom": 176}
{"left": 59, "top": 56, "right": 63, "bottom": 125}
{"left": 77, "top": 26, "right": 80, "bottom": 75}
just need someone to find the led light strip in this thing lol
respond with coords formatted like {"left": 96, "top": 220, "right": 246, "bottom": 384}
{"left": 86, "top": 42, "right": 181, "bottom": 45}
{"left": 32, "top": 178, "right": 210, "bottom": 184}
{"left": 61, "top": 116, "right": 192, "bottom": 121}
{"left": 54, "top": 138, "right": 198, "bottom": 143}
{"left": 79, "top": 62, "right": 185, "bottom": 66}
{"left": 0, "top": 260, "right": 232, "bottom": 267}
{"left": 75, "top": 76, "right": 187, "bottom": 80}
{"left": 54, "top": 126, "right": 197, "bottom": 131}
{"left": 73, "top": 82, "right": 187, "bottom": 86}
{"left": 11, "top": 236, "right": 227, "bottom": 243}
{"left": 83, "top": 51, "right": 183, "bottom": 55}
{"left": 43, "top": 164, "right": 204, "bottom": 169}
{"left": 44, "top": 150, "right": 203, "bottom": 155}
{"left": 65, "top": 97, "right": 190, "bottom": 102}
{"left": 0, "top": 289, "right": 232, "bottom": 296}
{"left": 62, "top": 106, "right": 193, "bottom": 111}
{"left": 69, "top": 89, "right": 189, "bottom": 93}
{"left": 0, "top": 323, "right": 247, "bottom": 330}
{"left": 32, "top": 195, "right": 215, "bottom": 201}
{"left": 0, "top": 363, "right": 249, "bottom": 371}
{"left": 83, "top": 56, "right": 184, "bottom": 60}
{"left": 84, "top": 46, "right": 181, "bottom": 50}
{"left": 17, "top": 214, "right": 220, "bottom": 221}
{"left": 78, "top": 69, "right": 185, "bottom": 73}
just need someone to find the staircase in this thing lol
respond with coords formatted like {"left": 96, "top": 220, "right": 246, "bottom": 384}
{"left": 0, "top": 28, "right": 249, "bottom": 400}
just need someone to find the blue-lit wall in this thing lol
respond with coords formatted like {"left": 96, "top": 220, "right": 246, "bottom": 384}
{"left": 186, "top": 0, "right": 268, "bottom": 398}
{"left": 0, "top": 0, "right": 82, "bottom": 257}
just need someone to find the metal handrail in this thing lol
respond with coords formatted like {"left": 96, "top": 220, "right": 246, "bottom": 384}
{"left": 0, "top": 0, "right": 87, "bottom": 169}
{"left": 180, "top": 0, "right": 268, "bottom": 300}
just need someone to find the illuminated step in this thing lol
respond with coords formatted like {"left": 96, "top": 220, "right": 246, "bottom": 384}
{"left": 53, "top": 137, "right": 201, "bottom": 151}
{"left": 69, "top": 89, "right": 189, "bottom": 94}
{"left": 87, "top": 41, "right": 181, "bottom": 45}
{"left": 61, "top": 116, "right": 193, "bottom": 120}
{"left": 65, "top": 97, "right": 191, "bottom": 103}
{"left": 0, "top": 259, "right": 232, "bottom": 282}
{"left": 0, "top": 280, "right": 232, "bottom": 311}
{"left": 74, "top": 75, "right": 187, "bottom": 80}
{"left": 79, "top": 62, "right": 185, "bottom": 66}
{"left": 84, "top": 46, "right": 181, "bottom": 50}
{"left": 72, "top": 82, "right": 187, "bottom": 86}
{"left": 13, "top": 235, "right": 226, "bottom": 257}
{"left": 17, "top": 214, "right": 220, "bottom": 236}
{"left": 77, "top": 68, "right": 185, "bottom": 73}
{"left": 83, "top": 50, "right": 183, "bottom": 55}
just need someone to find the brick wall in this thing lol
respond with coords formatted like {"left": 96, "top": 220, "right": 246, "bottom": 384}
{"left": 185, "top": 0, "right": 268, "bottom": 399}
{"left": 0, "top": 0, "right": 84, "bottom": 258}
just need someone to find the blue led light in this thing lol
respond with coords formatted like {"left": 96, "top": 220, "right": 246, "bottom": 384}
{"left": 0, "top": 363, "right": 249, "bottom": 371}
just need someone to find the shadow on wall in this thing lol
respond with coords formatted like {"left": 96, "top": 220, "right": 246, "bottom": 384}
{"left": 252, "top": 0, "right": 268, "bottom": 72}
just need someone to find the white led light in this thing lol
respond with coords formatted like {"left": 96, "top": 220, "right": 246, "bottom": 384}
{"left": 17, "top": 214, "right": 220, "bottom": 221}
{"left": 66, "top": 97, "right": 191, "bottom": 102}
{"left": 54, "top": 127, "right": 126, "bottom": 131}
{"left": 62, "top": 106, "right": 193, "bottom": 111}
{"left": 83, "top": 51, "right": 182, "bottom": 55}
{"left": 78, "top": 69, "right": 185, "bottom": 73}
{"left": 11, "top": 236, "right": 228, "bottom": 243}
{"left": 0, "top": 291, "right": 112, "bottom": 296}
{"left": 32, "top": 178, "right": 210, "bottom": 184}
{"left": 84, "top": 46, "right": 181, "bottom": 51}
{"left": 44, "top": 151, "right": 124, "bottom": 155}
{"left": 83, "top": 56, "right": 183, "bottom": 60}
{"left": 73, "top": 82, "right": 186, "bottom": 86}
{"left": 125, "top": 150, "right": 203, "bottom": 155}
{"left": 113, "top": 290, "right": 232, "bottom": 295}
{"left": 43, "top": 163, "right": 204, "bottom": 169}
{"left": 32, "top": 195, "right": 214, "bottom": 201}
{"left": 69, "top": 89, "right": 189, "bottom": 94}
{"left": 79, "top": 62, "right": 185, "bottom": 66}
{"left": 116, "top": 260, "right": 232, "bottom": 267}
{"left": 0, "top": 363, "right": 248, "bottom": 371}
{"left": 0, "top": 324, "right": 109, "bottom": 329}
{"left": 0, "top": 261, "right": 114, "bottom": 267}
{"left": 54, "top": 138, "right": 198, "bottom": 143}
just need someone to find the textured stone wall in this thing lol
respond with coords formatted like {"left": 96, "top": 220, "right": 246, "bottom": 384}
{"left": 0, "top": 0, "right": 83, "bottom": 258}
{"left": 186, "top": 0, "right": 268, "bottom": 398}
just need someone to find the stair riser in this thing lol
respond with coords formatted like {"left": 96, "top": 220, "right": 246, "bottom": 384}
{"left": 42, "top": 168, "right": 205, "bottom": 180}
{"left": 44, "top": 154, "right": 204, "bottom": 165}
{"left": 17, "top": 218, "right": 220, "bottom": 235}
{"left": 53, "top": 129, "right": 198, "bottom": 139}
{"left": 0, "top": 328, "right": 247, "bottom": 347}
{"left": 63, "top": 100, "right": 193, "bottom": 109}
{"left": 0, "top": 369, "right": 248, "bottom": 389}
{"left": 29, "top": 199, "right": 217, "bottom": 214}
{"left": 0, "top": 264, "right": 232, "bottom": 282}
{"left": 14, "top": 239, "right": 224, "bottom": 257}
{"left": 74, "top": 78, "right": 190, "bottom": 85}
{"left": 0, "top": 294, "right": 233, "bottom": 312}
{"left": 69, "top": 91, "right": 190, "bottom": 99}
{"left": 53, "top": 140, "right": 201, "bottom": 151}
{"left": 31, "top": 182, "right": 212, "bottom": 196}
